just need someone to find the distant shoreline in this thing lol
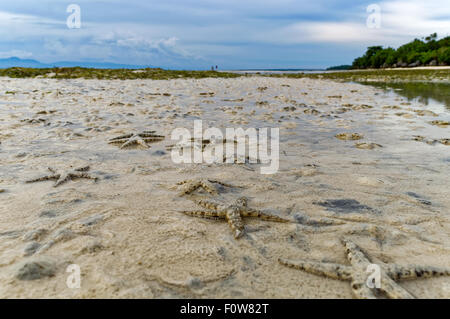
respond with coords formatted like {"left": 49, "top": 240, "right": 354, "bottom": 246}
{"left": 220, "top": 66, "right": 450, "bottom": 75}
{"left": 0, "top": 66, "right": 448, "bottom": 83}
{"left": 330, "top": 66, "right": 450, "bottom": 72}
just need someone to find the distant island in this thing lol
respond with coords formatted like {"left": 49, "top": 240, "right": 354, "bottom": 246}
{"left": 0, "top": 57, "right": 152, "bottom": 69}
{"left": 328, "top": 33, "right": 449, "bottom": 70}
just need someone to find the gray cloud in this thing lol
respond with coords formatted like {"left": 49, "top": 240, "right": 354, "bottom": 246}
{"left": 0, "top": 0, "right": 448, "bottom": 68}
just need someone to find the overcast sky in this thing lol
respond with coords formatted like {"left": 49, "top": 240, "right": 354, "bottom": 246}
{"left": 0, "top": 0, "right": 449, "bottom": 69}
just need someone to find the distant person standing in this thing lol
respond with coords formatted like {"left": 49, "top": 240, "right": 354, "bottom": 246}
{"left": 215, "top": 65, "right": 218, "bottom": 70}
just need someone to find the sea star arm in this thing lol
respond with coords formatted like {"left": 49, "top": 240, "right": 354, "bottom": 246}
{"left": 225, "top": 208, "right": 245, "bottom": 239}
{"left": 242, "top": 208, "right": 290, "bottom": 223}
{"left": 74, "top": 172, "right": 98, "bottom": 182}
{"left": 109, "top": 133, "right": 134, "bottom": 141}
{"left": 378, "top": 275, "right": 415, "bottom": 299}
{"left": 143, "top": 137, "right": 165, "bottom": 143}
{"left": 293, "top": 213, "right": 344, "bottom": 226}
{"left": 108, "top": 139, "right": 127, "bottom": 145}
{"left": 181, "top": 210, "right": 226, "bottom": 219}
{"left": 54, "top": 170, "right": 97, "bottom": 187}
{"left": 139, "top": 131, "right": 157, "bottom": 136}
{"left": 385, "top": 264, "right": 450, "bottom": 281}
{"left": 178, "top": 181, "right": 203, "bottom": 195}
{"left": 54, "top": 173, "right": 71, "bottom": 187}
{"left": 278, "top": 258, "right": 353, "bottom": 280}
{"left": 199, "top": 180, "right": 221, "bottom": 194}
{"left": 342, "top": 239, "right": 372, "bottom": 268}
{"left": 193, "top": 198, "right": 220, "bottom": 210}
{"left": 26, "top": 174, "right": 59, "bottom": 184}
{"left": 209, "top": 179, "right": 235, "bottom": 188}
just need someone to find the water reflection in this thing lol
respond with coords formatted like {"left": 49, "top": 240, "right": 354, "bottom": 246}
{"left": 358, "top": 82, "right": 450, "bottom": 110}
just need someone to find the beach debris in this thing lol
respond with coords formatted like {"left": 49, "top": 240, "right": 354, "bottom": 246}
{"left": 176, "top": 179, "right": 235, "bottom": 196}
{"left": 279, "top": 238, "right": 450, "bottom": 299}
{"left": 26, "top": 166, "right": 98, "bottom": 187}
{"left": 180, "top": 197, "right": 290, "bottom": 239}
{"left": 335, "top": 133, "right": 363, "bottom": 141}
{"left": 109, "top": 131, "right": 164, "bottom": 149}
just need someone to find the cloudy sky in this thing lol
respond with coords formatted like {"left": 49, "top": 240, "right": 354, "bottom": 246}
{"left": 0, "top": 0, "right": 449, "bottom": 69}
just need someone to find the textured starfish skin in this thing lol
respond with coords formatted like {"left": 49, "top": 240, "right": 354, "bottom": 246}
{"left": 109, "top": 131, "right": 164, "bottom": 149}
{"left": 176, "top": 179, "right": 235, "bottom": 196}
{"left": 26, "top": 166, "right": 98, "bottom": 187}
{"left": 181, "top": 197, "right": 290, "bottom": 239}
{"left": 279, "top": 239, "right": 450, "bottom": 299}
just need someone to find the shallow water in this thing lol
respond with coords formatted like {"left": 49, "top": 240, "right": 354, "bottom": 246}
{"left": 359, "top": 81, "right": 450, "bottom": 111}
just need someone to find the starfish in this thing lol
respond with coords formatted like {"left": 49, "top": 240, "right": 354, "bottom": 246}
{"left": 176, "top": 179, "right": 235, "bottom": 196}
{"left": 279, "top": 238, "right": 450, "bottom": 299}
{"left": 26, "top": 166, "right": 98, "bottom": 187}
{"left": 166, "top": 137, "right": 212, "bottom": 153}
{"left": 109, "top": 131, "right": 164, "bottom": 149}
{"left": 181, "top": 197, "right": 290, "bottom": 239}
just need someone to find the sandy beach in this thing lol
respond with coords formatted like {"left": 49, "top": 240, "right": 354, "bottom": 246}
{"left": 0, "top": 76, "right": 449, "bottom": 298}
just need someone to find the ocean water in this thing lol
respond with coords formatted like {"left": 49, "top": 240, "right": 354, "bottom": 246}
{"left": 359, "top": 82, "right": 450, "bottom": 112}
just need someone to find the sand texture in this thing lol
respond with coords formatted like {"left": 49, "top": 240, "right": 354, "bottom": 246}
{"left": 0, "top": 77, "right": 449, "bottom": 298}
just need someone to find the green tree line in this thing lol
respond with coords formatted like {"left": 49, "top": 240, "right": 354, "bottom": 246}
{"left": 352, "top": 33, "right": 450, "bottom": 69}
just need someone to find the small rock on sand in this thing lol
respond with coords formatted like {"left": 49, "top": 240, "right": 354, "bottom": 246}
{"left": 16, "top": 258, "right": 57, "bottom": 280}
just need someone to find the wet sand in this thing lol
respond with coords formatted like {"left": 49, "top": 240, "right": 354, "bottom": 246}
{"left": 0, "top": 76, "right": 449, "bottom": 298}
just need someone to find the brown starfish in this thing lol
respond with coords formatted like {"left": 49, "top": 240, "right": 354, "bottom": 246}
{"left": 279, "top": 238, "right": 450, "bottom": 299}
{"left": 176, "top": 179, "right": 236, "bottom": 196}
{"left": 109, "top": 131, "right": 164, "bottom": 149}
{"left": 26, "top": 166, "right": 98, "bottom": 187}
{"left": 181, "top": 197, "right": 290, "bottom": 239}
